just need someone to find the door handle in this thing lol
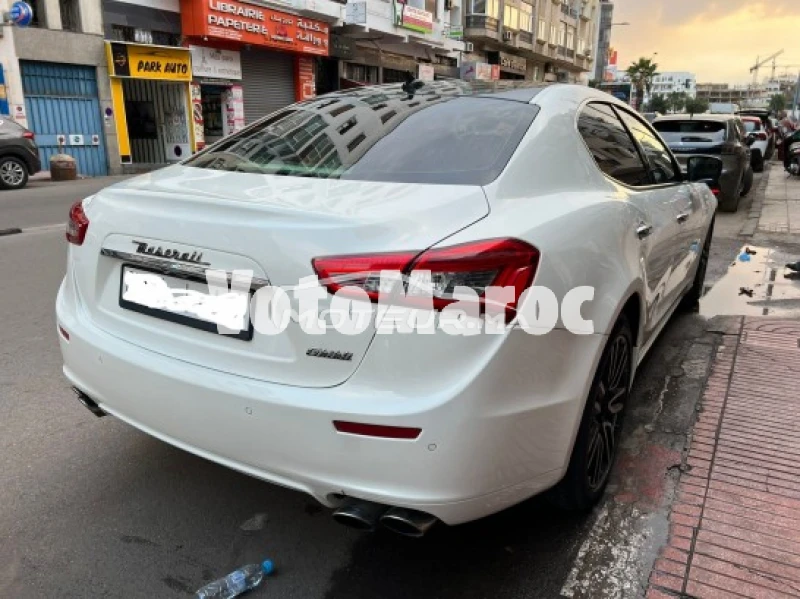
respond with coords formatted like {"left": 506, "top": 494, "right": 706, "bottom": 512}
{"left": 676, "top": 211, "right": 690, "bottom": 223}
{"left": 636, "top": 223, "right": 653, "bottom": 239}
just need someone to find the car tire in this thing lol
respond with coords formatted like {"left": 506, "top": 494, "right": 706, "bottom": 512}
{"left": 741, "top": 166, "right": 753, "bottom": 196}
{"left": 679, "top": 218, "right": 714, "bottom": 312}
{"left": 548, "top": 314, "right": 633, "bottom": 511}
{"left": 753, "top": 155, "right": 765, "bottom": 173}
{"left": 0, "top": 156, "right": 29, "bottom": 190}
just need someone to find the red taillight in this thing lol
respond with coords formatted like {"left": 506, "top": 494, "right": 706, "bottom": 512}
{"left": 333, "top": 421, "right": 421, "bottom": 439}
{"left": 710, "top": 187, "right": 721, "bottom": 196}
{"left": 66, "top": 200, "right": 89, "bottom": 245}
{"left": 757, "top": 132, "right": 768, "bottom": 141}
{"left": 313, "top": 238, "right": 540, "bottom": 322}
{"left": 23, "top": 131, "right": 35, "bottom": 140}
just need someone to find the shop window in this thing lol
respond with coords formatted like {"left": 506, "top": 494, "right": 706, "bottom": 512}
{"left": 382, "top": 68, "right": 409, "bottom": 84}
{"left": 60, "top": 0, "right": 81, "bottom": 32}
{"left": 152, "top": 31, "right": 181, "bottom": 47}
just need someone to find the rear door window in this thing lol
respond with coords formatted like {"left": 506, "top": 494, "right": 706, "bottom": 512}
{"left": 615, "top": 108, "right": 679, "bottom": 184}
{"left": 577, "top": 103, "right": 651, "bottom": 187}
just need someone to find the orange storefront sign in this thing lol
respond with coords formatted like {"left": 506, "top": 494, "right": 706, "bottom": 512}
{"left": 181, "top": 0, "right": 329, "bottom": 57}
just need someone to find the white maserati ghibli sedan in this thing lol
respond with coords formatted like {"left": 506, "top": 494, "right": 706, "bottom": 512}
{"left": 57, "top": 81, "right": 719, "bottom": 537}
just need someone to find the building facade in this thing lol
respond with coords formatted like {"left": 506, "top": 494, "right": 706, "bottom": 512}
{"left": 0, "top": 0, "right": 117, "bottom": 175}
{"left": 648, "top": 71, "right": 696, "bottom": 98}
{"left": 463, "top": 0, "right": 599, "bottom": 84}
{"left": 592, "top": 0, "right": 611, "bottom": 82}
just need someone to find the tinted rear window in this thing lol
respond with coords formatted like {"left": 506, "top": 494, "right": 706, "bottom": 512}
{"left": 652, "top": 120, "right": 727, "bottom": 143}
{"left": 743, "top": 120, "right": 761, "bottom": 132}
{"left": 185, "top": 95, "right": 537, "bottom": 186}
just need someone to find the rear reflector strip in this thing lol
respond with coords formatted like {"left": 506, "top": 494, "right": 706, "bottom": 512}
{"left": 333, "top": 421, "right": 421, "bottom": 439}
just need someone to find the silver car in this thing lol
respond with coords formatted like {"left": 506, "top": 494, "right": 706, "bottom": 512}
{"left": 652, "top": 114, "right": 753, "bottom": 212}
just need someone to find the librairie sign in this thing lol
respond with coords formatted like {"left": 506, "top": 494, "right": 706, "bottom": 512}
{"left": 181, "top": 0, "right": 329, "bottom": 56}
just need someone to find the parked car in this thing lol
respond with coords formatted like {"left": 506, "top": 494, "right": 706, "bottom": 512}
{"left": 737, "top": 109, "right": 775, "bottom": 161}
{"left": 740, "top": 116, "right": 770, "bottom": 172}
{"left": 57, "top": 82, "right": 720, "bottom": 535}
{"left": 652, "top": 113, "right": 753, "bottom": 212}
{"left": 0, "top": 118, "right": 41, "bottom": 190}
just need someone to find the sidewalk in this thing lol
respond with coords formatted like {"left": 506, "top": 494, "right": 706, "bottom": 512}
{"left": 757, "top": 165, "right": 800, "bottom": 235}
{"left": 646, "top": 165, "right": 800, "bottom": 598}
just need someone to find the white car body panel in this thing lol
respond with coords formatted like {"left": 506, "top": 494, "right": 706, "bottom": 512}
{"left": 56, "top": 83, "right": 716, "bottom": 525}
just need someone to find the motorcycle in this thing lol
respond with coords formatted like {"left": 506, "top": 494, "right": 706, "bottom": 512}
{"left": 785, "top": 128, "right": 800, "bottom": 176}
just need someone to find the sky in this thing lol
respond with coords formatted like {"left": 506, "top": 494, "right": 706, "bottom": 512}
{"left": 608, "top": 0, "right": 800, "bottom": 83}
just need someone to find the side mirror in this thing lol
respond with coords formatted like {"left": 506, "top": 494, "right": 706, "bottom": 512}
{"left": 687, "top": 155, "right": 723, "bottom": 184}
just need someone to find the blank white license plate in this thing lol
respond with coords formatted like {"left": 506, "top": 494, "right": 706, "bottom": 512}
{"left": 119, "top": 265, "right": 252, "bottom": 340}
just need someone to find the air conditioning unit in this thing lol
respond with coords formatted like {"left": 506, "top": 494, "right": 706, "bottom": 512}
{"left": 464, "top": 41, "right": 474, "bottom": 52}
{"left": 502, "top": 30, "right": 513, "bottom": 41}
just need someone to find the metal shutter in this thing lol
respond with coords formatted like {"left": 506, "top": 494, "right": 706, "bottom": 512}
{"left": 240, "top": 49, "right": 295, "bottom": 124}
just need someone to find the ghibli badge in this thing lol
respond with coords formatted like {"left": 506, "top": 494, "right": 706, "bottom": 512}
{"left": 306, "top": 348, "right": 354, "bottom": 361}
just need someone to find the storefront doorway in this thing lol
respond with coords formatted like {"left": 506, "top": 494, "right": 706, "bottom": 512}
{"left": 122, "top": 78, "right": 190, "bottom": 164}
{"left": 106, "top": 41, "right": 193, "bottom": 169}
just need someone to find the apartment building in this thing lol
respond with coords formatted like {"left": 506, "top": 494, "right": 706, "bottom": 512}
{"left": 464, "top": 0, "right": 600, "bottom": 83}
{"left": 592, "top": 0, "right": 612, "bottom": 82}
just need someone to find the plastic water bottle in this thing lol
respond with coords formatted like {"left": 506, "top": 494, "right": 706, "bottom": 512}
{"left": 195, "top": 560, "right": 274, "bottom": 599}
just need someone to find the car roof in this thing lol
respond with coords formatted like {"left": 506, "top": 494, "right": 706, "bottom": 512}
{"left": 317, "top": 80, "right": 552, "bottom": 105}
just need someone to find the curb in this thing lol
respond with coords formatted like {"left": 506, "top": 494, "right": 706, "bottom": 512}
{"left": 739, "top": 163, "right": 770, "bottom": 237}
{"left": 0, "top": 223, "right": 62, "bottom": 238}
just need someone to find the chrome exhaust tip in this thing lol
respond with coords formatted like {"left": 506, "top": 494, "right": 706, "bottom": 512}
{"left": 380, "top": 507, "right": 438, "bottom": 538}
{"left": 332, "top": 499, "right": 388, "bottom": 532}
{"left": 72, "top": 387, "right": 106, "bottom": 418}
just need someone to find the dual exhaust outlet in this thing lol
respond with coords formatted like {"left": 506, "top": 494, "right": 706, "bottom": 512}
{"left": 332, "top": 499, "right": 438, "bottom": 537}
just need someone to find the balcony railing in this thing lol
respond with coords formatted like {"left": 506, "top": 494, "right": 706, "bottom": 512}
{"left": 518, "top": 31, "right": 533, "bottom": 44}
{"left": 465, "top": 15, "right": 499, "bottom": 32}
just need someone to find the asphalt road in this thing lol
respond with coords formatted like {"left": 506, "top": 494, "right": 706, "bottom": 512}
{"left": 0, "top": 176, "right": 131, "bottom": 231}
{"left": 0, "top": 172, "right": 770, "bottom": 598}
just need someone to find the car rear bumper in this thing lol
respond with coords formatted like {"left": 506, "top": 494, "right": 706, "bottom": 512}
{"left": 56, "top": 275, "right": 606, "bottom": 525}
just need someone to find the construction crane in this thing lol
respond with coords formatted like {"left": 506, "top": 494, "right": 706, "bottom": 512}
{"left": 773, "top": 64, "right": 800, "bottom": 80}
{"left": 751, "top": 50, "right": 784, "bottom": 83}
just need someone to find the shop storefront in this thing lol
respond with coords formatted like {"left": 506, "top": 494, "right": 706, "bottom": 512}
{"left": 181, "top": 0, "right": 329, "bottom": 126}
{"left": 488, "top": 51, "right": 527, "bottom": 80}
{"left": 106, "top": 42, "right": 194, "bottom": 166}
{"left": 189, "top": 45, "right": 243, "bottom": 149}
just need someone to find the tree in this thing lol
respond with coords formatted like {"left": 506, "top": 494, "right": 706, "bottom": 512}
{"left": 769, "top": 94, "right": 787, "bottom": 113}
{"left": 646, "top": 94, "right": 669, "bottom": 114}
{"left": 667, "top": 91, "right": 687, "bottom": 113}
{"left": 685, "top": 97, "right": 709, "bottom": 116}
{"left": 627, "top": 58, "right": 659, "bottom": 111}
